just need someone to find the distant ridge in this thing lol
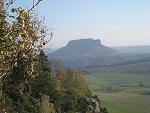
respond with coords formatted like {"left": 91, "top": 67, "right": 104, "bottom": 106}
{"left": 48, "top": 38, "right": 119, "bottom": 68}
{"left": 48, "top": 38, "right": 150, "bottom": 68}
{"left": 49, "top": 38, "right": 117, "bottom": 57}
{"left": 113, "top": 45, "right": 150, "bottom": 54}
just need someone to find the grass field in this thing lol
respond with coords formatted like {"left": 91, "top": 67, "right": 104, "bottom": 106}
{"left": 84, "top": 73, "right": 150, "bottom": 113}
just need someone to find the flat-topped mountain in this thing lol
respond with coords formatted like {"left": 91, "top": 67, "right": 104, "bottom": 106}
{"left": 47, "top": 38, "right": 118, "bottom": 68}
{"left": 67, "top": 38, "right": 102, "bottom": 49}
{"left": 48, "top": 38, "right": 150, "bottom": 68}
{"left": 49, "top": 38, "right": 117, "bottom": 57}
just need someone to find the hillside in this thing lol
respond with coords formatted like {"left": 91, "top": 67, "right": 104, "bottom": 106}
{"left": 48, "top": 39, "right": 150, "bottom": 68}
{"left": 84, "top": 57, "right": 150, "bottom": 73}
{"left": 49, "top": 38, "right": 117, "bottom": 57}
{"left": 48, "top": 38, "right": 118, "bottom": 68}
{"left": 113, "top": 46, "right": 150, "bottom": 54}
{"left": 84, "top": 62, "right": 150, "bottom": 73}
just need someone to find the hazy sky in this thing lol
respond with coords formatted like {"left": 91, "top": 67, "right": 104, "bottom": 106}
{"left": 15, "top": 0, "right": 150, "bottom": 48}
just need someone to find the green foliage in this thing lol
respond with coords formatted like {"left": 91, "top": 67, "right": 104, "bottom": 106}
{"left": 100, "top": 107, "right": 109, "bottom": 113}
{"left": 2, "top": 54, "right": 31, "bottom": 101}
{"left": 0, "top": 93, "right": 16, "bottom": 113}
{"left": 1, "top": 93, "right": 40, "bottom": 113}
{"left": 76, "top": 98, "right": 89, "bottom": 113}
{"left": 0, "top": 1, "right": 107, "bottom": 113}
{"left": 0, "top": 0, "right": 47, "bottom": 83}
{"left": 40, "top": 95, "right": 55, "bottom": 113}
{"left": 51, "top": 68, "right": 92, "bottom": 113}
{"left": 1, "top": 47, "right": 107, "bottom": 113}
{"left": 15, "top": 96, "right": 40, "bottom": 113}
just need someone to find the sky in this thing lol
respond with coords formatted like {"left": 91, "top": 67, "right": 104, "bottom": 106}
{"left": 13, "top": 0, "right": 150, "bottom": 48}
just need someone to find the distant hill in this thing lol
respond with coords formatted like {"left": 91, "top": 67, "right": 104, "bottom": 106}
{"left": 83, "top": 58, "right": 150, "bottom": 74}
{"left": 48, "top": 38, "right": 119, "bottom": 68}
{"left": 43, "top": 48, "right": 55, "bottom": 54}
{"left": 49, "top": 38, "right": 117, "bottom": 57}
{"left": 113, "top": 46, "right": 150, "bottom": 54}
{"left": 48, "top": 39, "right": 150, "bottom": 68}
{"left": 109, "top": 57, "right": 150, "bottom": 66}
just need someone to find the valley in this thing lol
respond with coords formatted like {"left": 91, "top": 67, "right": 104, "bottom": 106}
{"left": 48, "top": 38, "right": 150, "bottom": 113}
{"left": 2, "top": 1, "right": 150, "bottom": 113}
{"left": 84, "top": 73, "right": 150, "bottom": 113}
{"left": 48, "top": 39, "right": 150, "bottom": 68}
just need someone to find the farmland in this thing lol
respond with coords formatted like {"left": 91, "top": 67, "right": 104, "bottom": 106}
{"left": 84, "top": 73, "right": 150, "bottom": 113}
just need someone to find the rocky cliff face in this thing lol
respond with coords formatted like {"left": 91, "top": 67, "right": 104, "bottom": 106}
{"left": 67, "top": 38, "right": 102, "bottom": 48}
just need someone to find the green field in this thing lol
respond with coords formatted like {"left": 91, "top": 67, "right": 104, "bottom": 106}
{"left": 84, "top": 73, "right": 150, "bottom": 113}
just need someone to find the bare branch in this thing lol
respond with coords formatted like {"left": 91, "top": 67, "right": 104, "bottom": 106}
{"left": 28, "top": 0, "right": 42, "bottom": 12}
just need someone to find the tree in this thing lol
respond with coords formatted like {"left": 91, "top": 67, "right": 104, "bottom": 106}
{"left": 0, "top": 0, "right": 4, "bottom": 20}
{"left": 52, "top": 69, "right": 91, "bottom": 113}
{"left": 0, "top": 0, "right": 47, "bottom": 85}
{"left": 30, "top": 51, "right": 54, "bottom": 100}
{"left": 0, "top": 1, "right": 50, "bottom": 112}
{"left": 0, "top": 1, "right": 108, "bottom": 113}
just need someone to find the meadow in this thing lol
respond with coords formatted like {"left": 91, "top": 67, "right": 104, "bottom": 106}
{"left": 84, "top": 73, "right": 150, "bottom": 113}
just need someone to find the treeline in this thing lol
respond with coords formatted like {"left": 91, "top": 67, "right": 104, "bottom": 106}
{"left": 100, "top": 86, "right": 122, "bottom": 93}
{"left": 0, "top": 0, "right": 108, "bottom": 113}
{"left": 1, "top": 51, "right": 108, "bottom": 113}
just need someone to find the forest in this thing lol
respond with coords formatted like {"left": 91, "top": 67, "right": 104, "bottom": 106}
{"left": 0, "top": 0, "right": 108, "bottom": 113}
